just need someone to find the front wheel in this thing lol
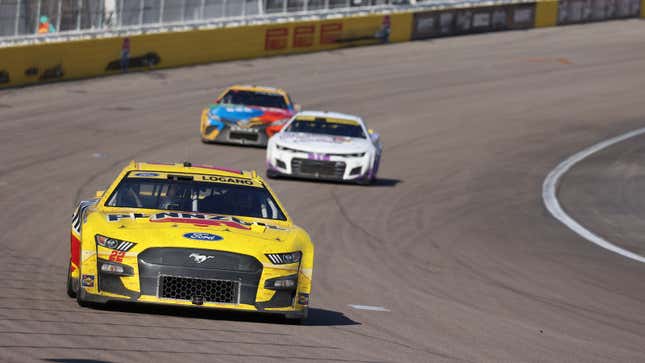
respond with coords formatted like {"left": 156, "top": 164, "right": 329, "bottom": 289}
{"left": 266, "top": 169, "right": 280, "bottom": 179}
{"left": 284, "top": 309, "right": 308, "bottom": 325}
{"left": 66, "top": 261, "right": 77, "bottom": 298}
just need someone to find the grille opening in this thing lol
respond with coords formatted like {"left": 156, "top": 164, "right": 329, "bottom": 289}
{"left": 349, "top": 166, "right": 362, "bottom": 175}
{"left": 276, "top": 159, "right": 286, "bottom": 169}
{"left": 229, "top": 131, "right": 259, "bottom": 142}
{"left": 159, "top": 275, "right": 239, "bottom": 304}
{"left": 291, "top": 158, "right": 346, "bottom": 179}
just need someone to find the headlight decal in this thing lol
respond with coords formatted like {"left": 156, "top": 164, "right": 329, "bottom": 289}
{"left": 266, "top": 251, "right": 302, "bottom": 265}
{"left": 95, "top": 234, "right": 137, "bottom": 252}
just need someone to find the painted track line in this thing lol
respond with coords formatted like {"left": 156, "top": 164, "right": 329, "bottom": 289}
{"left": 348, "top": 305, "right": 391, "bottom": 312}
{"left": 542, "top": 127, "right": 645, "bottom": 264}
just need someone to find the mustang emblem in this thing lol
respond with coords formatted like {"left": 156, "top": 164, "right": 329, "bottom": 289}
{"left": 188, "top": 253, "right": 215, "bottom": 264}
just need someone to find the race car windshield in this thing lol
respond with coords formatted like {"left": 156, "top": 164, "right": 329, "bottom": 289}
{"left": 285, "top": 118, "right": 366, "bottom": 138}
{"left": 106, "top": 174, "right": 287, "bottom": 220}
{"left": 220, "top": 90, "right": 288, "bottom": 109}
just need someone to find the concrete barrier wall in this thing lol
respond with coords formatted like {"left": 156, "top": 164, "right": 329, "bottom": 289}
{"left": 0, "top": 1, "right": 641, "bottom": 89}
{"left": 0, "top": 12, "right": 411, "bottom": 88}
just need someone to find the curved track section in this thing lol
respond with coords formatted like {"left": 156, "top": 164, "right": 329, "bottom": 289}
{"left": 544, "top": 127, "right": 645, "bottom": 263}
{"left": 1, "top": 20, "right": 645, "bottom": 362}
{"left": 558, "top": 132, "right": 645, "bottom": 261}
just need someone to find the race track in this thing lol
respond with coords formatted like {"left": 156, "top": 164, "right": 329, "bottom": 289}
{"left": 1, "top": 20, "right": 645, "bottom": 362}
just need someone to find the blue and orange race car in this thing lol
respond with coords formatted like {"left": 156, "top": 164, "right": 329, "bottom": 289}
{"left": 200, "top": 85, "right": 299, "bottom": 147}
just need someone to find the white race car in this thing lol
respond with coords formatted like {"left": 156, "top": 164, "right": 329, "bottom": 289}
{"left": 266, "top": 111, "right": 382, "bottom": 184}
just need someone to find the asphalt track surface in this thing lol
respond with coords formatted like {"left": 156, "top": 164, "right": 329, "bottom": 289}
{"left": 1, "top": 20, "right": 645, "bottom": 363}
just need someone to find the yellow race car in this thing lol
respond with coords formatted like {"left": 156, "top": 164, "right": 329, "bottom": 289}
{"left": 67, "top": 161, "right": 313, "bottom": 323}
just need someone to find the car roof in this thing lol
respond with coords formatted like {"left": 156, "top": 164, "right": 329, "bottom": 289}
{"left": 295, "top": 110, "right": 364, "bottom": 124}
{"left": 125, "top": 161, "right": 258, "bottom": 179}
{"left": 227, "top": 84, "right": 288, "bottom": 95}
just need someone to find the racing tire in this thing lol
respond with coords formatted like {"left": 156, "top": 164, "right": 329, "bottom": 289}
{"left": 356, "top": 176, "right": 373, "bottom": 186}
{"left": 266, "top": 169, "right": 280, "bottom": 179}
{"left": 66, "top": 261, "right": 77, "bottom": 298}
{"left": 75, "top": 263, "right": 93, "bottom": 307}
{"left": 76, "top": 287, "right": 92, "bottom": 308}
{"left": 284, "top": 309, "right": 307, "bottom": 325}
{"left": 285, "top": 317, "right": 306, "bottom": 325}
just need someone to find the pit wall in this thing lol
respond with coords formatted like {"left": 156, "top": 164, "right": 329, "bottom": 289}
{"left": 0, "top": 0, "right": 642, "bottom": 89}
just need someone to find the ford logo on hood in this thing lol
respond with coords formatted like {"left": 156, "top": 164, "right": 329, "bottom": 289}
{"left": 183, "top": 232, "right": 223, "bottom": 241}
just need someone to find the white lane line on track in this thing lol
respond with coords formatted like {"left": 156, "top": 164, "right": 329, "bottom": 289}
{"left": 348, "top": 305, "right": 391, "bottom": 312}
{"left": 543, "top": 127, "right": 645, "bottom": 264}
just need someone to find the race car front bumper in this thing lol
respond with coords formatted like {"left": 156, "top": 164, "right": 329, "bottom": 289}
{"left": 202, "top": 125, "right": 269, "bottom": 147}
{"left": 267, "top": 148, "right": 373, "bottom": 182}
{"left": 78, "top": 248, "right": 309, "bottom": 318}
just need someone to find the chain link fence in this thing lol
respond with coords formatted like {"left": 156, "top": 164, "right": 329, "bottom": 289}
{"left": 0, "top": 0, "right": 415, "bottom": 37}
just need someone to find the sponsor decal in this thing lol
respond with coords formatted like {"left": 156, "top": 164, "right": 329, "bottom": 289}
{"left": 472, "top": 12, "right": 491, "bottom": 28}
{"left": 320, "top": 23, "right": 342, "bottom": 44}
{"left": 307, "top": 153, "right": 331, "bottom": 161}
{"left": 106, "top": 211, "right": 285, "bottom": 230}
{"left": 199, "top": 175, "right": 255, "bottom": 185}
{"left": 107, "top": 213, "right": 149, "bottom": 222}
{"left": 39, "top": 64, "right": 64, "bottom": 81}
{"left": 298, "top": 293, "right": 310, "bottom": 305}
{"left": 188, "top": 253, "right": 215, "bottom": 264}
{"left": 293, "top": 25, "right": 315, "bottom": 48}
{"left": 81, "top": 274, "right": 95, "bottom": 287}
{"left": 0, "top": 70, "right": 9, "bottom": 84}
{"left": 109, "top": 250, "right": 126, "bottom": 262}
{"left": 284, "top": 134, "right": 353, "bottom": 144}
{"left": 265, "top": 28, "right": 289, "bottom": 50}
{"left": 183, "top": 232, "right": 223, "bottom": 241}
{"left": 150, "top": 212, "right": 252, "bottom": 230}
{"left": 132, "top": 172, "right": 160, "bottom": 177}
{"left": 106, "top": 52, "right": 160, "bottom": 71}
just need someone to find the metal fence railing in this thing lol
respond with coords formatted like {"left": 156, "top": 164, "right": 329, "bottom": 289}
{"left": 0, "top": 0, "right": 415, "bottom": 38}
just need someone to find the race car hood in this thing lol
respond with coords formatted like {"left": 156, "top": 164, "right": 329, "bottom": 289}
{"left": 208, "top": 104, "right": 293, "bottom": 126}
{"left": 274, "top": 132, "right": 371, "bottom": 154}
{"left": 86, "top": 209, "right": 298, "bottom": 252}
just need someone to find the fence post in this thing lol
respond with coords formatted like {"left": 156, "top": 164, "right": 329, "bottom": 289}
{"left": 77, "top": 0, "right": 82, "bottom": 31}
{"left": 159, "top": 0, "right": 165, "bottom": 23}
{"left": 242, "top": 0, "right": 246, "bottom": 17}
{"left": 14, "top": 0, "right": 21, "bottom": 36}
{"left": 304, "top": 0, "right": 308, "bottom": 11}
{"left": 324, "top": 0, "right": 329, "bottom": 10}
{"left": 99, "top": 0, "right": 104, "bottom": 29}
{"left": 138, "top": 0, "right": 144, "bottom": 26}
{"left": 199, "top": 0, "right": 205, "bottom": 20}
{"left": 119, "top": 0, "right": 124, "bottom": 27}
{"left": 56, "top": 0, "right": 62, "bottom": 32}
{"left": 282, "top": 0, "right": 287, "bottom": 13}
{"left": 258, "top": 0, "right": 264, "bottom": 15}
{"left": 180, "top": 0, "right": 186, "bottom": 21}
{"left": 35, "top": 0, "right": 42, "bottom": 33}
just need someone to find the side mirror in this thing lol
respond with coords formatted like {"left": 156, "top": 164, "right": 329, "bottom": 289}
{"left": 95, "top": 190, "right": 105, "bottom": 198}
{"left": 294, "top": 104, "right": 302, "bottom": 112}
